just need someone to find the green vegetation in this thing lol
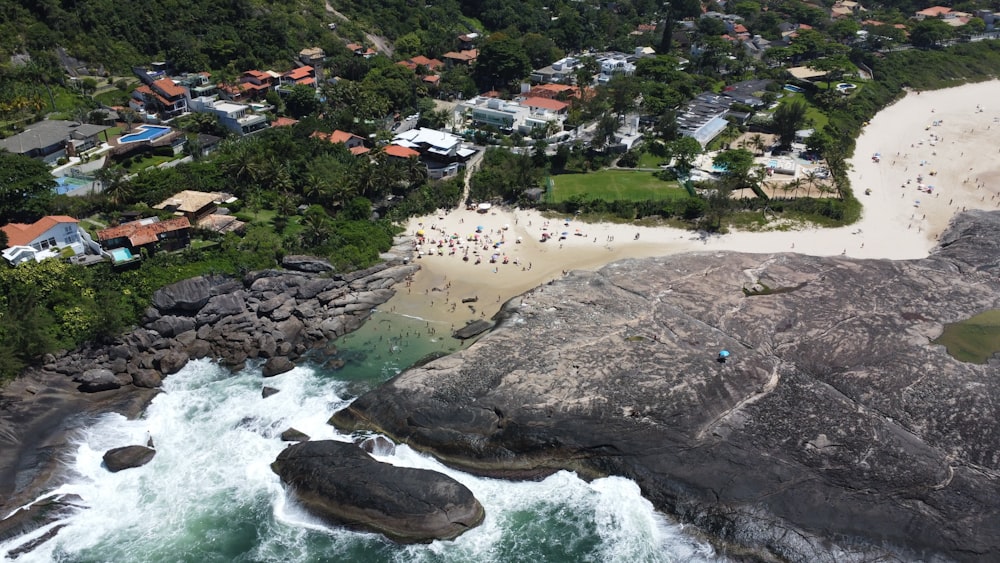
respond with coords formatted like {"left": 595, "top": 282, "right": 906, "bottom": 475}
{"left": 551, "top": 170, "right": 684, "bottom": 203}
{"left": 934, "top": 310, "right": 1000, "bottom": 364}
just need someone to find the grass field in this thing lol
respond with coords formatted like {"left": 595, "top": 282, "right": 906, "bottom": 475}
{"left": 550, "top": 170, "right": 687, "bottom": 202}
{"left": 637, "top": 151, "right": 667, "bottom": 168}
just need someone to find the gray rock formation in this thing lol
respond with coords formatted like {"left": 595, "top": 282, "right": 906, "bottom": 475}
{"left": 271, "top": 440, "right": 484, "bottom": 543}
{"left": 74, "top": 369, "right": 121, "bottom": 392}
{"left": 452, "top": 319, "right": 493, "bottom": 340}
{"left": 282, "top": 255, "right": 334, "bottom": 273}
{"left": 332, "top": 211, "right": 1000, "bottom": 562}
{"left": 103, "top": 445, "right": 156, "bottom": 472}
{"left": 262, "top": 356, "right": 295, "bottom": 377}
{"left": 280, "top": 428, "right": 310, "bottom": 442}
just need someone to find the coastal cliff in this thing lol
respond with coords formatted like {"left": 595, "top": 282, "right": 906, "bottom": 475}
{"left": 332, "top": 210, "right": 1000, "bottom": 562}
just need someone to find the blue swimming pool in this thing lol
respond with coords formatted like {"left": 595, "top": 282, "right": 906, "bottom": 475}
{"left": 119, "top": 125, "right": 171, "bottom": 143}
{"left": 110, "top": 247, "right": 134, "bottom": 262}
{"left": 54, "top": 176, "right": 90, "bottom": 195}
{"left": 784, "top": 84, "right": 804, "bottom": 93}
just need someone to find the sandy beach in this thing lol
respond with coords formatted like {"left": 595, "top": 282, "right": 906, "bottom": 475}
{"left": 382, "top": 80, "right": 1000, "bottom": 329}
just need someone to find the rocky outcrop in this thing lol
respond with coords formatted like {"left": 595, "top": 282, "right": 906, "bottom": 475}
{"left": 1, "top": 239, "right": 418, "bottom": 511}
{"left": 280, "top": 428, "right": 310, "bottom": 442}
{"left": 103, "top": 445, "right": 156, "bottom": 472}
{"left": 271, "top": 440, "right": 484, "bottom": 543}
{"left": 332, "top": 212, "right": 1000, "bottom": 562}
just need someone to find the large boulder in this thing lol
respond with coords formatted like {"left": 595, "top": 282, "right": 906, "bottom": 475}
{"left": 150, "top": 276, "right": 215, "bottom": 313}
{"left": 262, "top": 356, "right": 295, "bottom": 377}
{"left": 282, "top": 255, "right": 334, "bottom": 273}
{"left": 271, "top": 440, "right": 484, "bottom": 543}
{"left": 103, "top": 445, "right": 156, "bottom": 472}
{"left": 331, "top": 212, "right": 1000, "bottom": 562}
{"left": 74, "top": 369, "right": 121, "bottom": 392}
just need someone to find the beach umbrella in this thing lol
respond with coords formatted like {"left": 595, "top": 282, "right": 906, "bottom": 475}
{"left": 417, "top": 229, "right": 425, "bottom": 236}
{"left": 718, "top": 350, "right": 730, "bottom": 360}
{"left": 476, "top": 225, "right": 484, "bottom": 232}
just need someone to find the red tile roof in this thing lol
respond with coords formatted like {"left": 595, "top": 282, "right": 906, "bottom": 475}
{"left": 521, "top": 96, "right": 569, "bottom": 112}
{"left": 733, "top": 23, "right": 748, "bottom": 33}
{"left": 443, "top": 49, "right": 478, "bottom": 62}
{"left": 2, "top": 216, "right": 79, "bottom": 247}
{"left": 917, "top": 6, "right": 951, "bottom": 16}
{"left": 296, "top": 77, "right": 316, "bottom": 86}
{"left": 410, "top": 56, "right": 444, "bottom": 70}
{"left": 349, "top": 145, "right": 371, "bottom": 156}
{"left": 529, "top": 84, "right": 580, "bottom": 99}
{"left": 397, "top": 60, "right": 418, "bottom": 71}
{"left": 151, "top": 77, "right": 186, "bottom": 99}
{"left": 285, "top": 67, "right": 314, "bottom": 80}
{"left": 329, "top": 130, "right": 361, "bottom": 144}
{"left": 271, "top": 117, "right": 299, "bottom": 127}
{"left": 97, "top": 217, "right": 191, "bottom": 247}
{"left": 422, "top": 75, "right": 441, "bottom": 84}
{"left": 243, "top": 70, "right": 270, "bottom": 81}
{"left": 384, "top": 144, "right": 420, "bottom": 159}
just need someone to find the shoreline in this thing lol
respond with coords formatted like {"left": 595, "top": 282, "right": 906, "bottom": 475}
{"left": 2, "top": 79, "right": 1000, "bottom": 548}
{"left": 384, "top": 80, "right": 1000, "bottom": 328}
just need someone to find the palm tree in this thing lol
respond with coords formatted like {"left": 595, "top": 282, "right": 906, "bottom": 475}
{"left": 751, "top": 134, "right": 766, "bottom": 156}
{"left": 95, "top": 165, "right": 131, "bottom": 206}
{"left": 785, "top": 177, "right": 804, "bottom": 199}
{"left": 804, "top": 170, "right": 819, "bottom": 198}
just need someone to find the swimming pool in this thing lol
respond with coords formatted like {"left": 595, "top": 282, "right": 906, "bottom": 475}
{"left": 54, "top": 176, "right": 91, "bottom": 195}
{"left": 784, "top": 84, "right": 804, "bottom": 93}
{"left": 768, "top": 159, "right": 778, "bottom": 168}
{"left": 836, "top": 83, "right": 857, "bottom": 92}
{"left": 110, "top": 247, "right": 135, "bottom": 263}
{"left": 119, "top": 125, "right": 171, "bottom": 143}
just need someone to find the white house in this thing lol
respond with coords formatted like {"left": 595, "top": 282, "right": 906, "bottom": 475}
{"left": 1, "top": 216, "right": 100, "bottom": 266}
{"left": 189, "top": 97, "right": 269, "bottom": 136}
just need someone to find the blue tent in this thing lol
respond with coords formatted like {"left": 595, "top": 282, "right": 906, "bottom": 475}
{"left": 718, "top": 350, "right": 730, "bottom": 359}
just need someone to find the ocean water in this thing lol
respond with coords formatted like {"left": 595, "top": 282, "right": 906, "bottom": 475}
{"left": 0, "top": 313, "right": 721, "bottom": 562}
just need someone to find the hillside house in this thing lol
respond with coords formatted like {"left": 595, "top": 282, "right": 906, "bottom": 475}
{"left": 1, "top": 216, "right": 100, "bottom": 266}
{"left": 97, "top": 216, "right": 192, "bottom": 255}
{"left": 132, "top": 77, "right": 188, "bottom": 119}
{"left": 189, "top": 97, "right": 269, "bottom": 136}
{"left": 281, "top": 66, "right": 316, "bottom": 88}
{"left": 299, "top": 47, "right": 325, "bottom": 65}
{"left": 0, "top": 120, "right": 109, "bottom": 163}
{"left": 442, "top": 49, "right": 478, "bottom": 66}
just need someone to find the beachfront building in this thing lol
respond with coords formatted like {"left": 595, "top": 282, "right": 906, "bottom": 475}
{"left": 153, "top": 190, "right": 236, "bottom": 224}
{"left": 0, "top": 120, "right": 109, "bottom": 163}
{"left": 188, "top": 97, "right": 269, "bottom": 136}
{"left": 391, "top": 127, "right": 477, "bottom": 179}
{"left": 1, "top": 216, "right": 101, "bottom": 266}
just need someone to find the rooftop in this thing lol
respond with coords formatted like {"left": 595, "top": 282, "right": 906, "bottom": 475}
{"left": 153, "top": 190, "right": 228, "bottom": 214}
{"left": 1, "top": 216, "right": 79, "bottom": 247}
{"left": 0, "top": 120, "right": 109, "bottom": 155}
{"left": 97, "top": 216, "right": 191, "bottom": 247}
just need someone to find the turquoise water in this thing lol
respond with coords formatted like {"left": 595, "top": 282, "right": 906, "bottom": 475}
{"left": 110, "top": 247, "right": 134, "bottom": 262}
{"left": 783, "top": 84, "right": 804, "bottom": 93}
{"left": 0, "top": 313, "right": 720, "bottom": 562}
{"left": 119, "top": 125, "right": 170, "bottom": 143}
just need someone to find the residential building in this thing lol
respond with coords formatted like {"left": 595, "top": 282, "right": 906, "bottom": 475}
{"left": 597, "top": 55, "right": 636, "bottom": 83}
{"left": 457, "top": 33, "right": 480, "bottom": 50}
{"left": 153, "top": 190, "right": 236, "bottom": 224}
{"left": 189, "top": 97, "right": 269, "bottom": 136}
{"left": 392, "top": 127, "right": 476, "bottom": 162}
{"left": 915, "top": 6, "right": 952, "bottom": 19}
{"left": 0, "top": 120, "right": 109, "bottom": 163}
{"left": 299, "top": 47, "right": 326, "bottom": 66}
{"left": 96, "top": 216, "right": 192, "bottom": 255}
{"left": 518, "top": 96, "right": 569, "bottom": 115}
{"left": 530, "top": 57, "right": 581, "bottom": 84}
{"left": 442, "top": 49, "right": 478, "bottom": 66}
{"left": 176, "top": 72, "right": 217, "bottom": 99}
{"left": 462, "top": 96, "right": 566, "bottom": 134}
{"left": 528, "top": 83, "right": 581, "bottom": 100}
{"left": 384, "top": 144, "right": 421, "bottom": 160}
{"left": 346, "top": 43, "right": 377, "bottom": 58}
{"left": 239, "top": 70, "right": 276, "bottom": 99}
{"left": 132, "top": 77, "right": 188, "bottom": 119}
{"left": 280, "top": 66, "right": 316, "bottom": 88}
{"left": 312, "top": 129, "right": 369, "bottom": 155}
{"left": 1, "top": 216, "right": 100, "bottom": 266}
{"left": 676, "top": 82, "right": 770, "bottom": 147}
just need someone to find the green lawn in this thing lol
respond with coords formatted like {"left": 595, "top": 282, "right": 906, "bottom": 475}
{"left": 94, "top": 88, "right": 130, "bottom": 107}
{"left": 637, "top": 150, "right": 667, "bottom": 168}
{"left": 123, "top": 154, "right": 176, "bottom": 172}
{"left": 550, "top": 170, "right": 687, "bottom": 202}
{"left": 780, "top": 92, "right": 829, "bottom": 130}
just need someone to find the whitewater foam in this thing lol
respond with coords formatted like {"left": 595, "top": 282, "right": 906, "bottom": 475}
{"left": 1, "top": 359, "right": 721, "bottom": 562}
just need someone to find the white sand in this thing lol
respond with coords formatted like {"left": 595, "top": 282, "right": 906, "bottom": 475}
{"left": 385, "top": 80, "right": 1000, "bottom": 326}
